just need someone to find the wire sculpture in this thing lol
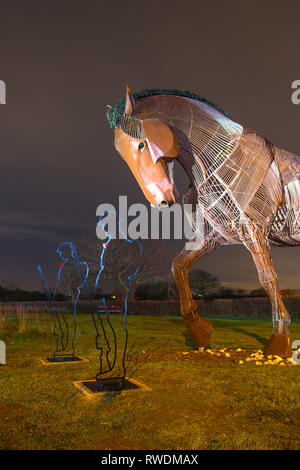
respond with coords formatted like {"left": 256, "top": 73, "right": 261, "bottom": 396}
{"left": 107, "top": 85, "right": 300, "bottom": 358}
{"left": 37, "top": 242, "right": 88, "bottom": 362}
{"left": 87, "top": 211, "right": 142, "bottom": 391}
{"left": 38, "top": 211, "right": 142, "bottom": 388}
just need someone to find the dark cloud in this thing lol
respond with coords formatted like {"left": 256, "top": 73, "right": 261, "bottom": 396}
{"left": 1, "top": 0, "right": 300, "bottom": 289}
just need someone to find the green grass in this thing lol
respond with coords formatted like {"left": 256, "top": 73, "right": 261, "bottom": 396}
{"left": 0, "top": 314, "right": 299, "bottom": 450}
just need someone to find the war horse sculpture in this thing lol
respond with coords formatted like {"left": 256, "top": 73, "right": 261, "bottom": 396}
{"left": 106, "top": 86, "right": 300, "bottom": 357}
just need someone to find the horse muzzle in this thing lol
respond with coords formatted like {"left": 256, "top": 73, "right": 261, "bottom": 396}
{"left": 149, "top": 184, "right": 179, "bottom": 208}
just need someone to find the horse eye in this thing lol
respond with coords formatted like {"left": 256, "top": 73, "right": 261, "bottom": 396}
{"left": 138, "top": 142, "right": 145, "bottom": 150}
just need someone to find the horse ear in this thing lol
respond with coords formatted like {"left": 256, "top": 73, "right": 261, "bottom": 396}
{"left": 143, "top": 119, "right": 179, "bottom": 163}
{"left": 125, "top": 84, "right": 135, "bottom": 115}
{"left": 106, "top": 105, "right": 112, "bottom": 121}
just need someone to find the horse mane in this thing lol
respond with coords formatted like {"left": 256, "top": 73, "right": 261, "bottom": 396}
{"left": 108, "top": 88, "right": 231, "bottom": 129}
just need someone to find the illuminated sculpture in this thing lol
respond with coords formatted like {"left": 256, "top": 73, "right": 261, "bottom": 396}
{"left": 107, "top": 86, "right": 300, "bottom": 358}
{"left": 73, "top": 212, "right": 144, "bottom": 395}
{"left": 38, "top": 242, "right": 88, "bottom": 363}
{"left": 88, "top": 212, "right": 143, "bottom": 391}
{"left": 38, "top": 227, "right": 144, "bottom": 392}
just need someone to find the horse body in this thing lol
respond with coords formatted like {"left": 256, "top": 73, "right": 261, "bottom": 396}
{"left": 107, "top": 86, "right": 300, "bottom": 357}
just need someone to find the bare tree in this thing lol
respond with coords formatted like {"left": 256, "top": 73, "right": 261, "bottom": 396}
{"left": 74, "top": 237, "right": 173, "bottom": 300}
{"left": 189, "top": 269, "right": 221, "bottom": 297}
{"left": 168, "top": 269, "right": 220, "bottom": 300}
{"left": 0, "top": 278, "right": 21, "bottom": 291}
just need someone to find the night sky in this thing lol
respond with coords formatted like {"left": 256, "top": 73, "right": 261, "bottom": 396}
{"left": 1, "top": 0, "right": 300, "bottom": 290}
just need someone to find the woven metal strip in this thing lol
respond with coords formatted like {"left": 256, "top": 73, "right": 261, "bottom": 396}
{"left": 119, "top": 113, "right": 145, "bottom": 139}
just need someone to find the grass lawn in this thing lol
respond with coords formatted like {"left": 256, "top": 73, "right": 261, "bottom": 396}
{"left": 0, "top": 313, "right": 299, "bottom": 450}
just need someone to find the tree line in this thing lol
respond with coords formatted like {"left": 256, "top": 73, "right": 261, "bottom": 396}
{"left": 2, "top": 238, "right": 298, "bottom": 302}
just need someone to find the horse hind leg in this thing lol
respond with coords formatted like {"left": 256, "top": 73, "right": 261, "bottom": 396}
{"left": 241, "top": 220, "right": 292, "bottom": 358}
{"left": 262, "top": 280, "right": 292, "bottom": 357}
{"left": 171, "top": 238, "right": 220, "bottom": 348}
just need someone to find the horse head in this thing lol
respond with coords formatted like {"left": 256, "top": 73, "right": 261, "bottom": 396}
{"left": 107, "top": 86, "right": 179, "bottom": 208}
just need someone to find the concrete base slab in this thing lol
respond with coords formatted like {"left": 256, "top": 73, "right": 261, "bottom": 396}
{"left": 73, "top": 376, "right": 151, "bottom": 398}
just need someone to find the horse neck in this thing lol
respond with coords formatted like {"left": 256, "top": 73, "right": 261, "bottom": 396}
{"left": 135, "top": 94, "right": 243, "bottom": 189}
{"left": 176, "top": 125, "right": 242, "bottom": 191}
{"left": 163, "top": 97, "right": 243, "bottom": 190}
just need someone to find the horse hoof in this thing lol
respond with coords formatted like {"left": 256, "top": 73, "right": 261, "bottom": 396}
{"left": 183, "top": 313, "right": 213, "bottom": 348}
{"left": 264, "top": 332, "right": 292, "bottom": 358}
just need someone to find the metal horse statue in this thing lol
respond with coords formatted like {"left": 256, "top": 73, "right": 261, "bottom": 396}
{"left": 106, "top": 86, "right": 300, "bottom": 357}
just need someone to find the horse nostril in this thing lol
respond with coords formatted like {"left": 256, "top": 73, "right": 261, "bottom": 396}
{"left": 160, "top": 201, "right": 169, "bottom": 208}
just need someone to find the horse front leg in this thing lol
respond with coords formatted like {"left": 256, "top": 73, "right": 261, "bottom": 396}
{"left": 241, "top": 220, "right": 292, "bottom": 358}
{"left": 171, "top": 238, "right": 220, "bottom": 348}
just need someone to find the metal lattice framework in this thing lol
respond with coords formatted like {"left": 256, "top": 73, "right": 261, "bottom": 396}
{"left": 108, "top": 87, "right": 300, "bottom": 357}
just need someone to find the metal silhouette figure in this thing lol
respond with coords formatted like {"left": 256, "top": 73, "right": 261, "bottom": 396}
{"left": 106, "top": 85, "right": 300, "bottom": 357}
{"left": 38, "top": 242, "right": 88, "bottom": 361}
{"left": 89, "top": 211, "right": 142, "bottom": 389}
